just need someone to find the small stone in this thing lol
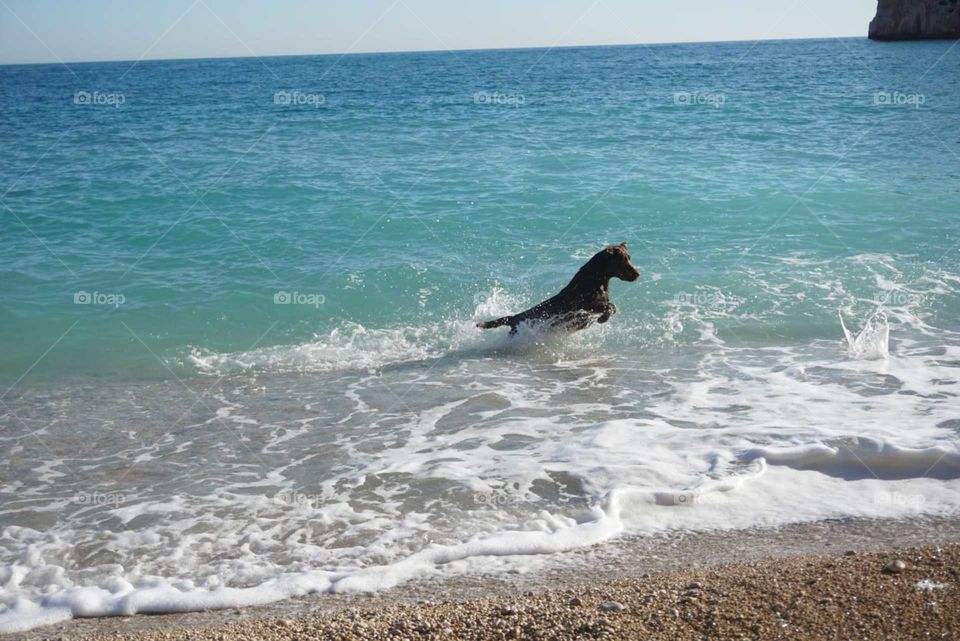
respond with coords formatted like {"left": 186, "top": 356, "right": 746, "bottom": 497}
{"left": 844, "top": 550, "right": 856, "bottom": 556}
{"left": 599, "top": 601, "right": 626, "bottom": 612}
{"left": 567, "top": 597, "right": 583, "bottom": 607}
{"left": 686, "top": 581, "right": 703, "bottom": 590}
{"left": 819, "top": 598, "right": 833, "bottom": 605}
{"left": 884, "top": 559, "right": 907, "bottom": 574}
{"left": 500, "top": 607, "right": 517, "bottom": 616}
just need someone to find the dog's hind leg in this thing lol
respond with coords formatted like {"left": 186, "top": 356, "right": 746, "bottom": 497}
{"left": 477, "top": 315, "right": 514, "bottom": 330}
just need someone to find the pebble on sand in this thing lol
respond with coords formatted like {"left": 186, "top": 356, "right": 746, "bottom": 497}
{"left": 884, "top": 559, "right": 907, "bottom": 574}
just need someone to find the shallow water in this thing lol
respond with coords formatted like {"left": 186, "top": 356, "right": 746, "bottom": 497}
{"left": 1, "top": 38, "right": 959, "bottom": 632}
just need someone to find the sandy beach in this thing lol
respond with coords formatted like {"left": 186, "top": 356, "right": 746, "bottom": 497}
{"left": 11, "top": 516, "right": 960, "bottom": 641}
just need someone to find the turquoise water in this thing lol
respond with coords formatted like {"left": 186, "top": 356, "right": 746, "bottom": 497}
{"left": 2, "top": 39, "right": 960, "bottom": 632}
{"left": 2, "top": 38, "right": 958, "bottom": 381}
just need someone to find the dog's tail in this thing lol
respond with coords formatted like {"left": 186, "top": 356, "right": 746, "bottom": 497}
{"left": 476, "top": 316, "right": 513, "bottom": 330}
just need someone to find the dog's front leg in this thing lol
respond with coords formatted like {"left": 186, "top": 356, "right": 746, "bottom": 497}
{"left": 597, "top": 302, "right": 616, "bottom": 323}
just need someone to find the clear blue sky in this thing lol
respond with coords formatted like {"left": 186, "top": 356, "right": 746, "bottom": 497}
{"left": 1, "top": 0, "right": 878, "bottom": 65}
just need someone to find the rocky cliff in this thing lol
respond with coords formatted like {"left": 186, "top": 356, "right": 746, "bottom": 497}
{"left": 869, "top": 0, "right": 960, "bottom": 40}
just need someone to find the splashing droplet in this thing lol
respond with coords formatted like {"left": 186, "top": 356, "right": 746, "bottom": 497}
{"left": 839, "top": 311, "right": 889, "bottom": 360}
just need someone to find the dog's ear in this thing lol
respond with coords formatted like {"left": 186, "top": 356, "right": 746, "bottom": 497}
{"left": 618, "top": 242, "right": 627, "bottom": 248}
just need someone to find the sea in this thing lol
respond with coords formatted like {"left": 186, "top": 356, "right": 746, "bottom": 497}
{"left": 1, "top": 37, "right": 959, "bottom": 632}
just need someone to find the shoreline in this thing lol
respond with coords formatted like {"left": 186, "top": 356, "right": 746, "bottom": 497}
{"left": 10, "top": 515, "right": 960, "bottom": 640}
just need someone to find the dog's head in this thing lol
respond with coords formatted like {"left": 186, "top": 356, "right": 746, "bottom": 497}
{"left": 603, "top": 242, "right": 640, "bottom": 282}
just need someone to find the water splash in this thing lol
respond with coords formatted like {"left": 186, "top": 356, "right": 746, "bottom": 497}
{"left": 839, "top": 310, "right": 890, "bottom": 360}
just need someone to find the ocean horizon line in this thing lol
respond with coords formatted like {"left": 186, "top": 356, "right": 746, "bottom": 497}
{"left": 0, "top": 34, "right": 867, "bottom": 69}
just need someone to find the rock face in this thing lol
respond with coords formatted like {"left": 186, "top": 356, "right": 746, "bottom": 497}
{"left": 869, "top": 0, "right": 960, "bottom": 40}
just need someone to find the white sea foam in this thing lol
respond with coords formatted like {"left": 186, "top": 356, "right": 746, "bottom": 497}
{"left": 3, "top": 260, "right": 959, "bottom": 633}
{"left": 3, "top": 429, "right": 958, "bottom": 633}
{"left": 187, "top": 286, "right": 531, "bottom": 376}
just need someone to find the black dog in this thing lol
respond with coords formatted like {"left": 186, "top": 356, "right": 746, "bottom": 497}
{"left": 477, "top": 243, "right": 640, "bottom": 335}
